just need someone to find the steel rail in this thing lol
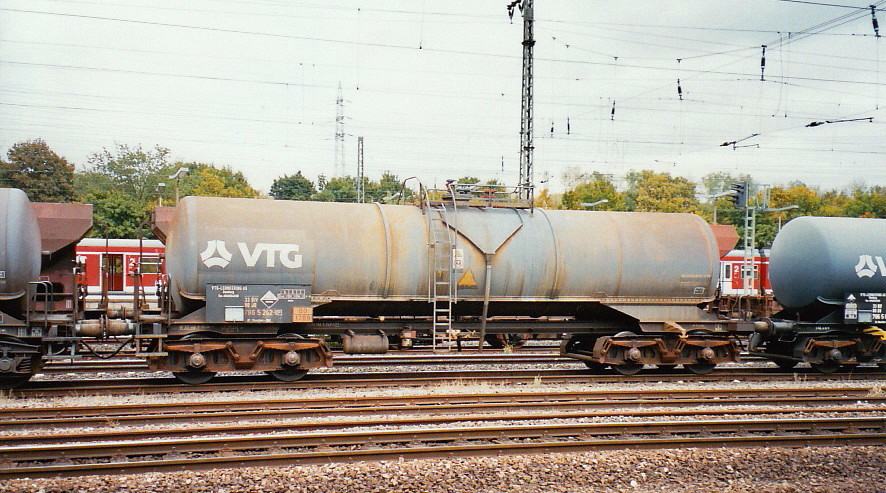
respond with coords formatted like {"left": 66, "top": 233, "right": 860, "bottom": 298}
{"left": 2, "top": 404, "right": 883, "bottom": 446}
{"left": 0, "top": 417, "right": 883, "bottom": 479}
{"left": 14, "top": 367, "right": 886, "bottom": 398}
{"left": 0, "top": 386, "right": 880, "bottom": 422}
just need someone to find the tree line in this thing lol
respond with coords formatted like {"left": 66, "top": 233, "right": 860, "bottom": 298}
{"left": 541, "top": 169, "right": 884, "bottom": 246}
{"left": 0, "top": 139, "right": 414, "bottom": 238}
{"left": 1, "top": 139, "right": 882, "bottom": 243}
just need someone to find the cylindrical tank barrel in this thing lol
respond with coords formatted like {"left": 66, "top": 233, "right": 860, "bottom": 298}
{"left": 769, "top": 216, "right": 886, "bottom": 310}
{"left": 0, "top": 188, "right": 41, "bottom": 302}
{"left": 166, "top": 197, "right": 719, "bottom": 315}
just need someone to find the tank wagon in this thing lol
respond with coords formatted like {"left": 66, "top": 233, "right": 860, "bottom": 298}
{"left": 0, "top": 189, "right": 94, "bottom": 387}
{"left": 752, "top": 217, "right": 886, "bottom": 372}
{"left": 146, "top": 190, "right": 742, "bottom": 382}
{"left": 0, "top": 189, "right": 43, "bottom": 385}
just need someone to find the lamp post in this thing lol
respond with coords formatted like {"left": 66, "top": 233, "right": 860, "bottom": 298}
{"left": 156, "top": 182, "right": 166, "bottom": 207}
{"left": 580, "top": 199, "right": 609, "bottom": 210}
{"left": 169, "top": 167, "right": 189, "bottom": 204}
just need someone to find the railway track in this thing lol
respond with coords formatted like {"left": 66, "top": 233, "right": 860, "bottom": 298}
{"left": 2, "top": 383, "right": 883, "bottom": 479}
{"left": 0, "top": 388, "right": 883, "bottom": 442}
{"left": 13, "top": 366, "right": 886, "bottom": 398}
{"left": 0, "top": 416, "right": 882, "bottom": 479}
{"left": 0, "top": 386, "right": 881, "bottom": 423}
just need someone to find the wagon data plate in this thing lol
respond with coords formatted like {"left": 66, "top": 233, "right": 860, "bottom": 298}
{"left": 844, "top": 292, "right": 886, "bottom": 324}
{"left": 206, "top": 284, "right": 312, "bottom": 323}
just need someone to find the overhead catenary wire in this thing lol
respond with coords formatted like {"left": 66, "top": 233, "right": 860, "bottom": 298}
{"left": 2, "top": 3, "right": 885, "bottom": 191}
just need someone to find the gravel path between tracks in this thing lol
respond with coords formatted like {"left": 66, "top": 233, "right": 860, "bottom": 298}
{"left": 2, "top": 446, "right": 883, "bottom": 492}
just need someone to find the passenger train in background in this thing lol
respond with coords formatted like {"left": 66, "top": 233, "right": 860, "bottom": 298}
{"left": 75, "top": 238, "right": 165, "bottom": 309}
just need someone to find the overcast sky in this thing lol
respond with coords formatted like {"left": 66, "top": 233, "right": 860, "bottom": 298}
{"left": 2, "top": 0, "right": 885, "bottom": 194}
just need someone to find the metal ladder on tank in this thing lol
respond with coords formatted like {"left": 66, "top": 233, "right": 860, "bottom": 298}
{"left": 423, "top": 185, "right": 459, "bottom": 351}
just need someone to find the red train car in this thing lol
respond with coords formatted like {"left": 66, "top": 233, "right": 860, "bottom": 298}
{"left": 718, "top": 248, "right": 772, "bottom": 296}
{"left": 76, "top": 238, "right": 165, "bottom": 308}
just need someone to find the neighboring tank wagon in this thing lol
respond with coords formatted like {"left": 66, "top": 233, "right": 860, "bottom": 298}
{"left": 754, "top": 216, "right": 886, "bottom": 372}
{"left": 0, "top": 189, "right": 93, "bottom": 387}
{"left": 0, "top": 188, "right": 41, "bottom": 310}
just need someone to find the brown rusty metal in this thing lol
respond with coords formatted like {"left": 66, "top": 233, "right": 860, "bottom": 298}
{"left": 150, "top": 206, "right": 176, "bottom": 243}
{"left": 591, "top": 334, "right": 739, "bottom": 366}
{"left": 709, "top": 223, "right": 739, "bottom": 258}
{"left": 28, "top": 203, "right": 93, "bottom": 322}
{"left": 31, "top": 203, "right": 92, "bottom": 255}
{"left": 153, "top": 337, "right": 332, "bottom": 372}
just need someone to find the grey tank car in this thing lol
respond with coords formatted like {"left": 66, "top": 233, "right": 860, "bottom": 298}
{"left": 754, "top": 216, "right": 886, "bottom": 373}
{"left": 152, "top": 194, "right": 741, "bottom": 381}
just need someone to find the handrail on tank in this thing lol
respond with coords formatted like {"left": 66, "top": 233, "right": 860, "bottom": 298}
{"left": 432, "top": 181, "right": 534, "bottom": 209}
{"left": 396, "top": 177, "right": 534, "bottom": 210}
{"left": 395, "top": 176, "right": 422, "bottom": 206}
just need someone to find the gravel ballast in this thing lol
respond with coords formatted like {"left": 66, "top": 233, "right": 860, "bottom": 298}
{"left": 1, "top": 446, "right": 883, "bottom": 492}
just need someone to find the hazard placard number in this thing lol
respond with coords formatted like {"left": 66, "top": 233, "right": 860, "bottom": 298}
{"left": 292, "top": 306, "right": 313, "bottom": 323}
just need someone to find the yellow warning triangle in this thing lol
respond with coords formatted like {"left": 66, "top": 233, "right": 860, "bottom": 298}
{"left": 457, "top": 269, "right": 478, "bottom": 288}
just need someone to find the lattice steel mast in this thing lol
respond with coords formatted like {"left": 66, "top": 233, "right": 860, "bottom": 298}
{"left": 508, "top": 0, "right": 535, "bottom": 201}
{"left": 356, "top": 136, "right": 365, "bottom": 203}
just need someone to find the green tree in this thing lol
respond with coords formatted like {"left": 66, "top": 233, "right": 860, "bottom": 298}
{"left": 560, "top": 172, "right": 624, "bottom": 210}
{"left": 86, "top": 144, "right": 170, "bottom": 203}
{"left": 627, "top": 170, "right": 700, "bottom": 213}
{"left": 174, "top": 163, "right": 258, "bottom": 199}
{"left": 844, "top": 185, "right": 886, "bottom": 218}
{"left": 82, "top": 190, "right": 146, "bottom": 239}
{"left": 534, "top": 188, "right": 559, "bottom": 209}
{"left": 270, "top": 171, "right": 315, "bottom": 200}
{"left": 312, "top": 176, "right": 357, "bottom": 202}
{"left": 1, "top": 139, "right": 76, "bottom": 202}
{"left": 366, "top": 171, "right": 412, "bottom": 202}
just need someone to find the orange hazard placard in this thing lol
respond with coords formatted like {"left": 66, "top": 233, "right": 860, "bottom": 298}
{"left": 292, "top": 306, "right": 313, "bottom": 323}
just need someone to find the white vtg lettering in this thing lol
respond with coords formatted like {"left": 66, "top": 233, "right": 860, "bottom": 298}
{"left": 855, "top": 254, "right": 886, "bottom": 278}
{"left": 238, "top": 243, "right": 302, "bottom": 268}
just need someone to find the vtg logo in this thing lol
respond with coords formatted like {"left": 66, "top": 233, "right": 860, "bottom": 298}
{"left": 855, "top": 254, "right": 886, "bottom": 278}
{"left": 201, "top": 240, "right": 302, "bottom": 269}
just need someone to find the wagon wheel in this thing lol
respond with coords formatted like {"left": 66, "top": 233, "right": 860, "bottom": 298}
{"left": 172, "top": 370, "right": 216, "bottom": 385}
{"left": 685, "top": 362, "right": 716, "bottom": 375}
{"left": 267, "top": 334, "right": 310, "bottom": 382}
{"left": 811, "top": 360, "right": 841, "bottom": 374}
{"left": 172, "top": 332, "right": 217, "bottom": 385}
{"left": 613, "top": 362, "right": 643, "bottom": 375}
{"left": 611, "top": 331, "right": 644, "bottom": 375}
{"left": 0, "top": 336, "right": 38, "bottom": 389}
